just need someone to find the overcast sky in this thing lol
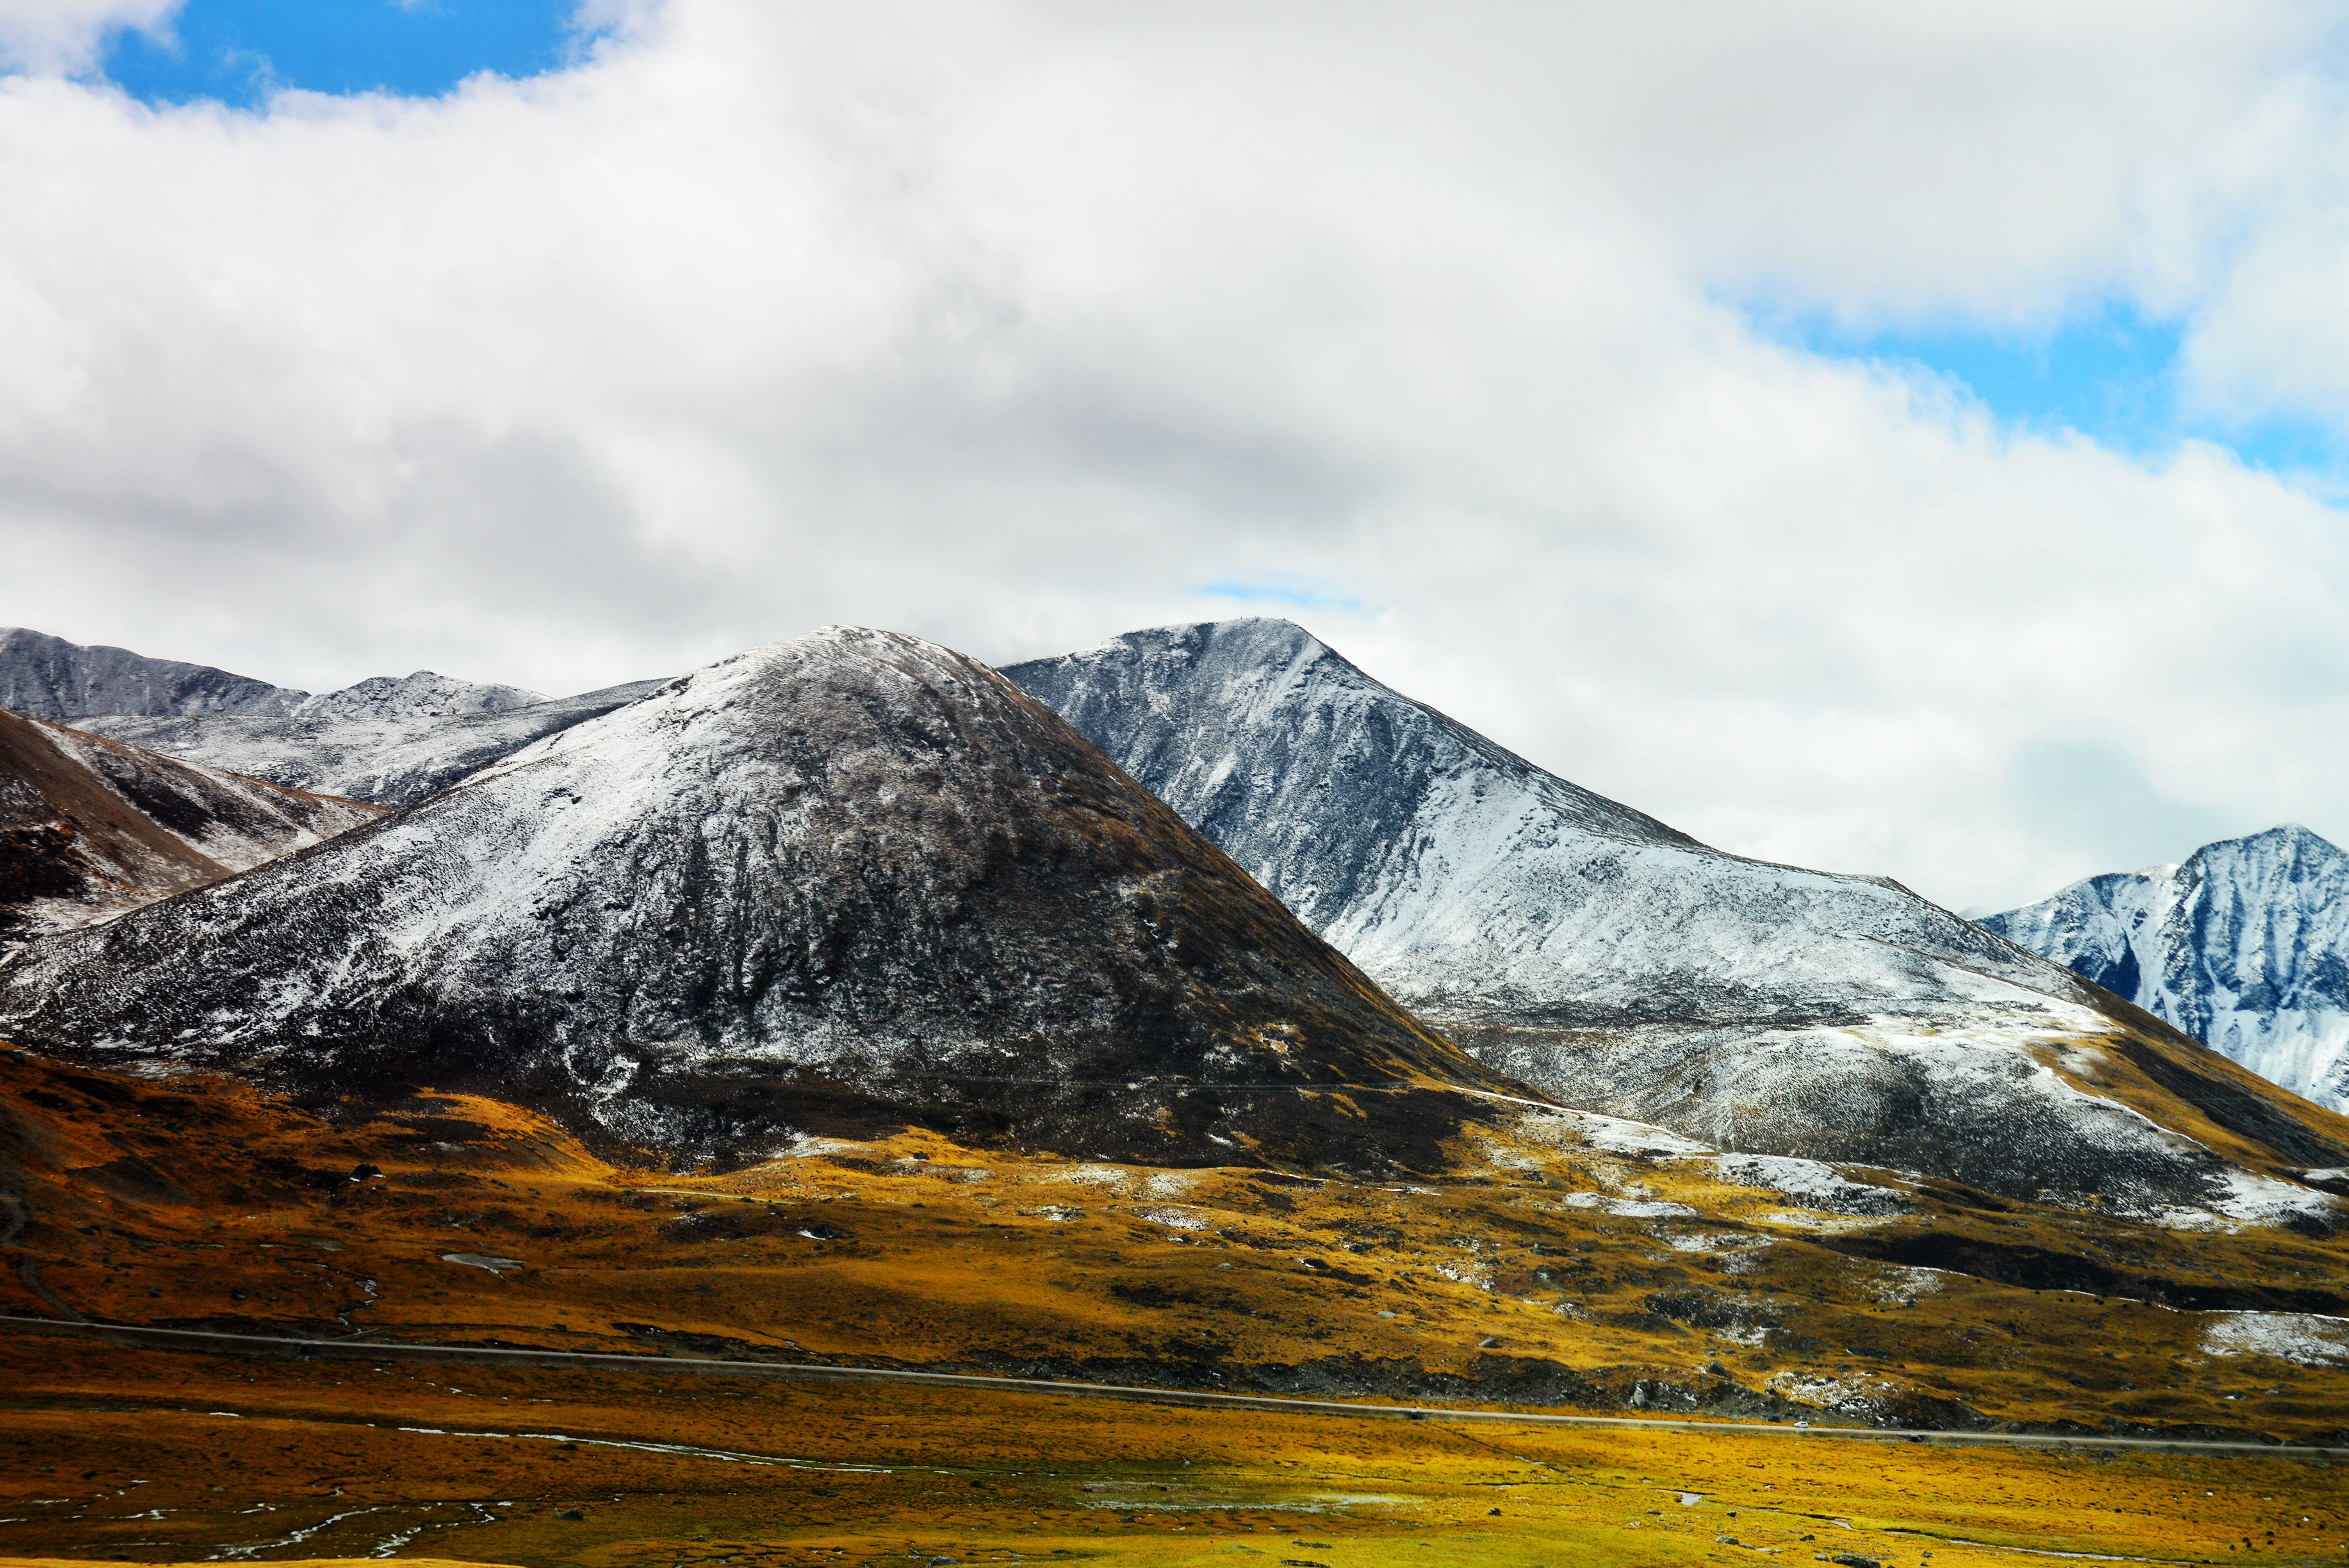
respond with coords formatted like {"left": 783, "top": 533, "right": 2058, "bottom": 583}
{"left": 5, "top": 2, "right": 2349, "bottom": 913}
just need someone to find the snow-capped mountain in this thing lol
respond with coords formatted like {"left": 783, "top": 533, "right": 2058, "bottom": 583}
{"left": 1983, "top": 826, "right": 2349, "bottom": 1114}
{"left": 0, "top": 709, "right": 380, "bottom": 943}
{"left": 83, "top": 678, "right": 667, "bottom": 805}
{"left": 1010, "top": 619, "right": 2063, "bottom": 1023}
{"left": 1007, "top": 619, "right": 2349, "bottom": 1217}
{"left": 0, "top": 629, "right": 1512, "bottom": 1170}
{"left": 0, "top": 627, "right": 303, "bottom": 720}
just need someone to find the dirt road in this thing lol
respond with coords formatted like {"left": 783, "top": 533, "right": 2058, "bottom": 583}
{"left": 2, "top": 1311, "right": 2337, "bottom": 1461}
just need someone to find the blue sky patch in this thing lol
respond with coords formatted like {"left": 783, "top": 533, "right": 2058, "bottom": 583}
{"left": 1198, "top": 577, "right": 1364, "bottom": 614}
{"left": 1762, "top": 299, "right": 2345, "bottom": 481}
{"left": 100, "top": 0, "right": 593, "bottom": 107}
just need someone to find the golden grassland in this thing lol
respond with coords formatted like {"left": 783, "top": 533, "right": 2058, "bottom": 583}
{"left": 2, "top": 1338, "right": 2346, "bottom": 1567}
{"left": 5, "top": 1049, "right": 2349, "bottom": 1562}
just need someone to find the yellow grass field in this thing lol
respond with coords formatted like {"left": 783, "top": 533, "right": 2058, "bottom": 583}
{"left": 1, "top": 1337, "right": 2345, "bottom": 1567}
{"left": 5, "top": 1051, "right": 2349, "bottom": 1564}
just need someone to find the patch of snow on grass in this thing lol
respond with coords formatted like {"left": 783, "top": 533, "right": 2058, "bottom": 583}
{"left": 1554, "top": 1192, "right": 1698, "bottom": 1218}
{"left": 2205, "top": 1169, "right": 2341, "bottom": 1226}
{"left": 2201, "top": 1311, "right": 2349, "bottom": 1366}
{"left": 1052, "top": 1165, "right": 1134, "bottom": 1192}
{"left": 1871, "top": 1265, "right": 1950, "bottom": 1303}
{"left": 1514, "top": 1108, "right": 1714, "bottom": 1158}
{"left": 1699, "top": 1154, "right": 1911, "bottom": 1217}
{"left": 1659, "top": 1231, "right": 1767, "bottom": 1256}
{"left": 1433, "top": 1261, "right": 1494, "bottom": 1292}
{"left": 1768, "top": 1370, "right": 1902, "bottom": 1417}
{"left": 1760, "top": 1212, "right": 1881, "bottom": 1233}
{"left": 787, "top": 1137, "right": 866, "bottom": 1160}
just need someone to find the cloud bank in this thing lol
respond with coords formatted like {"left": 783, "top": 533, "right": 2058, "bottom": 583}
{"left": 4, "top": 1, "right": 2349, "bottom": 912}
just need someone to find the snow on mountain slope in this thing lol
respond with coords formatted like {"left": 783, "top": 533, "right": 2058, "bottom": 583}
{"left": 1007, "top": 619, "right": 2066, "bottom": 1024}
{"left": 1984, "top": 826, "right": 2349, "bottom": 1114}
{"left": 0, "top": 629, "right": 1517, "bottom": 1170}
{"left": 1007, "top": 619, "right": 2349, "bottom": 1219}
{"left": 0, "top": 709, "right": 381, "bottom": 943}
{"left": 286, "top": 670, "right": 544, "bottom": 722}
{"left": 83, "top": 679, "right": 666, "bottom": 805}
{"left": 0, "top": 627, "right": 303, "bottom": 720}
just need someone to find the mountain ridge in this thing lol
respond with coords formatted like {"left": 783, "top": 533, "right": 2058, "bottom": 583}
{"left": 0, "top": 626, "right": 303, "bottom": 720}
{"left": 0, "top": 627, "right": 1523, "bottom": 1171}
{"left": 1006, "top": 617, "right": 2349, "bottom": 1219}
{"left": 5, "top": 624, "right": 598, "bottom": 806}
{"left": 82, "top": 678, "right": 668, "bottom": 805}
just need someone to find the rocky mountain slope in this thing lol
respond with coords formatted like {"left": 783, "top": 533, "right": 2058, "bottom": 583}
{"left": 0, "top": 709, "right": 380, "bottom": 943}
{"left": 0, "top": 627, "right": 301, "bottom": 719}
{"left": 0, "top": 628, "right": 1517, "bottom": 1169}
{"left": 1007, "top": 619, "right": 2349, "bottom": 1219}
{"left": 85, "top": 677, "right": 661, "bottom": 806}
{"left": 1984, "top": 825, "right": 2349, "bottom": 1114}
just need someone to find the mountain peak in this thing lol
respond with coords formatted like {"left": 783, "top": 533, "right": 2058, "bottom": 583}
{"left": 0, "top": 627, "right": 1512, "bottom": 1170}
{"left": 1011, "top": 625, "right": 2349, "bottom": 1213}
{"left": 1986, "top": 822, "right": 2349, "bottom": 1110}
{"left": 2221, "top": 822, "right": 2347, "bottom": 862}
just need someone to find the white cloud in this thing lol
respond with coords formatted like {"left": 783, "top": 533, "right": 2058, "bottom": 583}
{"left": 6, "top": 2, "right": 2349, "bottom": 911}
{"left": 0, "top": 0, "right": 175, "bottom": 74}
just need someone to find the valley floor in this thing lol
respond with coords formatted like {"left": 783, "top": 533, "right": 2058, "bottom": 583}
{"left": 0, "top": 1336, "right": 2345, "bottom": 1568}
{"left": 4, "top": 1050, "right": 2349, "bottom": 1562}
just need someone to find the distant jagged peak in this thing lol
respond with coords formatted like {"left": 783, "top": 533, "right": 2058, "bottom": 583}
{"left": 2032, "top": 826, "right": 2349, "bottom": 908}
{"left": 2195, "top": 822, "right": 2349, "bottom": 868}
{"left": 1984, "top": 822, "right": 2349, "bottom": 1112}
{"left": 288, "top": 669, "right": 547, "bottom": 724}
